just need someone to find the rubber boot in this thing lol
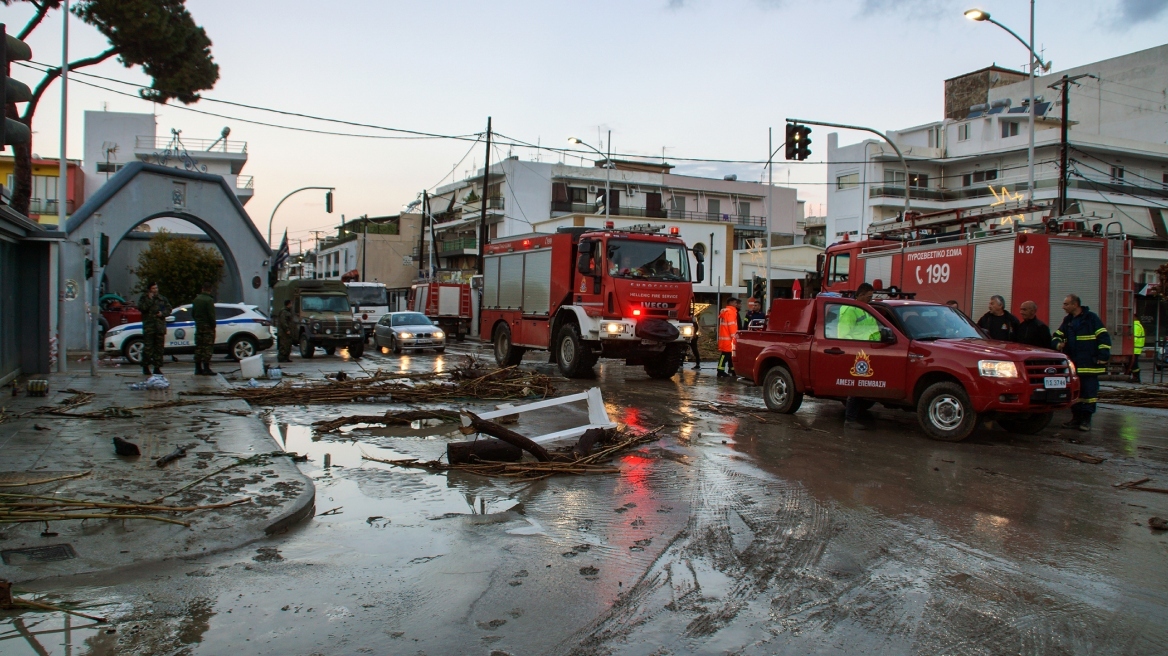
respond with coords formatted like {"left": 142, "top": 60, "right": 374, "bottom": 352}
{"left": 142, "top": 365, "right": 151, "bottom": 376}
{"left": 195, "top": 361, "right": 204, "bottom": 375}
{"left": 204, "top": 362, "right": 215, "bottom": 376}
{"left": 153, "top": 366, "right": 163, "bottom": 375}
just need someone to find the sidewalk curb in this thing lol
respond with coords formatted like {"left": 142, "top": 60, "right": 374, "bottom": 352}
{"left": 265, "top": 480, "right": 317, "bottom": 534}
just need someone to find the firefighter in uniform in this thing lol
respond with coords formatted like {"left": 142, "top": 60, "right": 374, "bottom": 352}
{"left": 717, "top": 298, "right": 740, "bottom": 378}
{"left": 1053, "top": 293, "right": 1110, "bottom": 432}
{"left": 137, "top": 282, "right": 170, "bottom": 376}
{"left": 277, "top": 299, "right": 295, "bottom": 362}
{"left": 841, "top": 283, "right": 880, "bottom": 430}
{"left": 1131, "top": 318, "right": 1145, "bottom": 383}
{"left": 192, "top": 282, "right": 216, "bottom": 376}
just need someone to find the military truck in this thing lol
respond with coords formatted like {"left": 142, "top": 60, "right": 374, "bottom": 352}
{"left": 272, "top": 279, "right": 365, "bottom": 358}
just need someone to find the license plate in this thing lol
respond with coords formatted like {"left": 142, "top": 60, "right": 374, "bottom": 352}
{"left": 1044, "top": 376, "right": 1067, "bottom": 389}
{"left": 415, "top": 340, "right": 432, "bottom": 345}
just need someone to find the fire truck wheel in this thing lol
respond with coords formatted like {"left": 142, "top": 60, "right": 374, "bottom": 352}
{"left": 644, "top": 345, "right": 685, "bottom": 380}
{"left": 997, "top": 412, "right": 1053, "bottom": 435}
{"left": 493, "top": 325, "right": 525, "bottom": 367}
{"left": 917, "top": 382, "right": 977, "bottom": 442}
{"left": 299, "top": 333, "right": 316, "bottom": 359}
{"left": 556, "top": 324, "right": 594, "bottom": 378}
{"left": 762, "top": 366, "right": 803, "bottom": 414}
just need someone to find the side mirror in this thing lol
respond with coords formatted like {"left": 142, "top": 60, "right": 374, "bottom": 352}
{"left": 879, "top": 325, "right": 896, "bottom": 343}
{"left": 695, "top": 262, "right": 705, "bottom": 284}
{"left": 693, "top": 250, "right": 705, "bottom": 264}
{"left": 816, "top": 253, "right": 826, "bottom": 273}
{"left": 577, "top": 253, "right": 594, "bottom": 276}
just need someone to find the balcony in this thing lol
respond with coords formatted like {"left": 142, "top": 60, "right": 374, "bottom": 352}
{"left": 440, "top": 237, "right": 478, "bottom": 253}
{"left": 135, "top": 134, "right": 249, "bottom": 174}
{"left": 550, "top": 202, "right": 770, "bottom": 230}
{"left": 234, "top": 175, "right": 254, "bottom": 205}
{"left": 26, "top": 198, "right": 75, "bottom": 215}
{"left": 135, "top": 135, "right": 247, "bottom": 153}
{"left": 870, "top": 178, "right": 1168, "bottom": 203}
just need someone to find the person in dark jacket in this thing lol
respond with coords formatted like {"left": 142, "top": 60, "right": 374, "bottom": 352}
{"left": 137, "top": 282, "right": 170, "bottom": 376}
{"left": 1015, "top": 300, "right": 1052, "bottom": 349}
{"left": 976, "top": 295, "right": 1020, "bottom": 341}
{"left": 192, "top": 282, "right": 217, "bottom": 376}
{"left": 1052, "top": 294, "right": 1111, "bottom": 431}
{"left": 743, "top": 298, "right": 766, "bottom": 329}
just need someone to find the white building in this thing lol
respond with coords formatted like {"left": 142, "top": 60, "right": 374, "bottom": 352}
{"left": 83, "top": 111, "right": 254, "bottom": 206}
{"left": 826, "top": 44, "right": 1168, "bottom": 288}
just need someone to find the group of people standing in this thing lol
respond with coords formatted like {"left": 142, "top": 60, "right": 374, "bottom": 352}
{"left": 683, "top": 296, "right": 767, "bottom": 378}
{"left": 136, "top": 281, "right": 218, "bottom": 377}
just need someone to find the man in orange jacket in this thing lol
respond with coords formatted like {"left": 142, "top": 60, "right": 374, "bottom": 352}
{"left": 717, "top": 297, "right": 740, "bottom": 378}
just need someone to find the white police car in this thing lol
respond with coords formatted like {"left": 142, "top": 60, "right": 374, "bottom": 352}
{"left": 104, "top": 303, "right": 275, "bottom": 364}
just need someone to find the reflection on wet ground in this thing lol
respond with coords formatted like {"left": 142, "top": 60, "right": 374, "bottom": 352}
{"left": 4, "top": 347, "right": 1168, "bottom": 655}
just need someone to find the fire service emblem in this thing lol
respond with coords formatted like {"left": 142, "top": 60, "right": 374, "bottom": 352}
{"left": 850, "top": 350, "right": 874, "bottom": 377}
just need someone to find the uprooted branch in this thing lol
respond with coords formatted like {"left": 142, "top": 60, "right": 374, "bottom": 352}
{"left": 313, "top": 409, "right": 460, "bottom": 433}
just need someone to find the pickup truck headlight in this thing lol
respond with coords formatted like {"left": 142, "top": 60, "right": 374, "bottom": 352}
{"left": 1067, "top": 360, "right": 1076, "bottom": 375}
{"left": 680, "top": 324, "right": 695, "bottom": 338}
{"left": 399, "top": 332, "right": 413, "bottom": 339}
{"left": 978, "top": 360, "right": 1018, "bottom": 378}
{"left": 312, "top": 322, "right": 322, "bottom": 331}
{"left": 603, "top": 322, "right": 626, "bottom": 334}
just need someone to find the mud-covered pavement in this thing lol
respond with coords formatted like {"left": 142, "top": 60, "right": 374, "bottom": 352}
{"left": 4, "top": 344, "right": 1168, "bottom": 655}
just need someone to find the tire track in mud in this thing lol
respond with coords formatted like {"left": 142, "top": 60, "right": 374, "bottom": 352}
{"left": 553, "top": 452, "right": 836, "bottom": 655}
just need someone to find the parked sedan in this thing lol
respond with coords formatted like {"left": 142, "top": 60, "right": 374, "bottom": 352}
{"left": 104, "top": 303, "right": 275, "bottom": 364}
{"left": 373, "top": 312, "right": 446, "bottom": 354}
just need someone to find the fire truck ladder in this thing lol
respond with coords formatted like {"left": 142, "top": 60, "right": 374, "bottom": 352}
{"left": 866, "top": 201, "right": 1052, "bottom": 239}
{"left": 1107, "top": 236, "right": 1134, "bottom": 352}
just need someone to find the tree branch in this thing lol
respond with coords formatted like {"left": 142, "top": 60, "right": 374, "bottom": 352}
{"left": 18, "top": 2, "right": 53, "bottom": 41}
{"left": 21, "top": 48, "right": 117, "bottom": 122}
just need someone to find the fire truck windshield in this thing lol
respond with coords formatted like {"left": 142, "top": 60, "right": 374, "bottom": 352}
{"left": 606, "top": 239, "right": 690, "bottom": 281}
{"left": 891, "top": 305, "right": 982, "bottom": 341}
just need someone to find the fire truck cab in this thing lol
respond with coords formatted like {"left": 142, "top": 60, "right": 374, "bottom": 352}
{"left": 481, "top": 224, "right": 702, "bottom": 379}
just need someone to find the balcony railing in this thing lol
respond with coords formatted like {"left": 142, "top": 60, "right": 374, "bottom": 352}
{"left": 26, "top": 198, "right": 74, "bottom": 215}
{"left": 488, "top": 196, "right": 504, "bottom": 210}
{"left": 236, "top": 175, "right": 254, "bottom": 190}
{"left": 550, "top": 202, "right": 768, "bottom": 228}
{"left": 135, "top": 136, "right": 248, "bottom": 154}
{"left": 440, "top": 237, "right": 478, "bottom": 253}
{"left": 870, "top": 178, "right": 1168, "bottom": 202}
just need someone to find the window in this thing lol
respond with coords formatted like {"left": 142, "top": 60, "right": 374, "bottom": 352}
{"left": 569, "top": 187, "right": 588, "bottom": 203}
{"left": 301, "top": 294, "right": 350, "bottom": 312}
{"left": 737, "top": 201, "right": 751, "bottom": 217}
{"left": 707, "top": 198, "right": 721, "bottom": 218}
{"left": 171, "top": 308, "right": 192, "bottom": 322}
{"left": 961, "top": 169, "right": 998, "bottom": 187}
{"left": 96, "top": 162, "right": 124, "bottom": 174}
{"left": 392, "top": 313, "right": 433, "bottom": 327}
{"left": 957, "top": 123, "right": 971, "bottom": 141}
{"left": 605, "top": 239, "right": 690, "bottom": 281}
{"left": 885, "top": 170, "right": 925, "bottom": 188}
{"left": 1111, "top": 166, "right": 1125, "bottom": 184}
{"left": 1001, "top": 121, "right": 1019, "bottom": 138}
{"left": 215, "top": 306, "right": 244, "bottom": 320}
{"left": 836, "top": 173, "right": 859, "bottom": 190}
{"left": 670, "top": 195, "right": 686, "bottom": 213}
{"left": 823, "top": 303, "right": 881, "bottom": 342}
{"left": 909, "top": 173, "right": 928, "bottom": 189}
{"left": 1163, "top": 172, "right": 1168, "bottom": 190}
{"left": 828, "top": 253, "right": 850, "bottom": 284}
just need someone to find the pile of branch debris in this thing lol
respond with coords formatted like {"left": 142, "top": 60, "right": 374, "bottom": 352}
{"left": 0, "top": 492, "right": 251, "bottom": 528}
{"left": 209, "top": 361, "right": 556, "bottom": 407}
{"left": 1100, "top": 384, "right": 1168, "bottom": 409}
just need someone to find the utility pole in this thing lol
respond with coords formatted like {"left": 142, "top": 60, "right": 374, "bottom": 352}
{"left": 417, "top": 190, "right": 429, "bottom": 278}
{"left": 765, "top": 127, "right": 773, "bottom": 312}
{"left": 1050, "top": 73, "right": 1091, "bottom": 216}
{"left": 478, "top": 117, "right": 492, "bottom": 275}
{"left": 361, "top": 215, "right": 368, "bottom": 282}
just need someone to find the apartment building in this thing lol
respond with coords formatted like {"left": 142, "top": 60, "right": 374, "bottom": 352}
{"left": 312, "top": 214, "right": 422, "bottom": 288}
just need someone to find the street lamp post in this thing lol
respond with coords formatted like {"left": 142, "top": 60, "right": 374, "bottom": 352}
{"left": 267, "top": 186, "right": 335, "bottom": 247}
{"left": 965, "top": 5, "right": 1049, "bottom": 207}
{"left": 569, "top": 133, "right": 612, "bottom": 221}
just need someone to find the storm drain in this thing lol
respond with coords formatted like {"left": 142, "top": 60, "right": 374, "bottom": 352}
{"left": 1, "top": 544, "right": 78, "bottom": 565}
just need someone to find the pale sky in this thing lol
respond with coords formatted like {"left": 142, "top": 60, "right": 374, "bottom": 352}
{"left": 7, "top": 0, "right": 1168, "bottom": 250}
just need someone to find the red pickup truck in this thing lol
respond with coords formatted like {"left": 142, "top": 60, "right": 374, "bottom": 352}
{"left": 734, "top": 297, "right": 1080, "bottom": 441}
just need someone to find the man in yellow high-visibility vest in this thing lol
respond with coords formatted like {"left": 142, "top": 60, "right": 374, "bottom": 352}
{"left": 1132, "top": 318, "right": 1146, "bottom": 383}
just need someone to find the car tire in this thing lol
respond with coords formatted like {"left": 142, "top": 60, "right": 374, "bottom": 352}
{"left": 493, "top": 324, "right": 524, "bottom": 367}
{"left": 391, "top": 336, "right": 402, "bottom": 355}
{"left": 349, "top": 341, "right": 364, "bottom": 359}
{"left": 998, "top": 412, "right": 1053, "bottom": 435}
{"left": 123, "top": 336, "right": 145, "bottom": 365}
{"left": 917, "top": 382, "right": 977, "bottom": 442}
{"left": 434, "top": 347, "right": 445, "bottom": 354}
{"left": 556, "top": 324, "right": 593, "bottom": 379}
{"left": 762, "top": 366, "right": 803, "bottom": 414}
{"left": 644, "top": 344, "right": 685, "bottom": 380}
{"left": 229, "top": 335, "right": 258, "bottom": 361}
{"left": 299, "top": 333, "right": 315, "bottom": 359}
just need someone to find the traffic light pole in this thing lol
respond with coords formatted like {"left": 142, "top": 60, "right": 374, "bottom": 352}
{"left": 477, "top": 116, "right": 492, "bottom": 276}
{"left": 786, "top": 117, "right": 911, "bottom": 219}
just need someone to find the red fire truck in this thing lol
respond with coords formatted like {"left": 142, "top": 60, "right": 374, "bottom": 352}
{"left": 819, "top": 203, "right": 1136, "bottom": 359}
{"left": 409, "top": 281, "right": 473, "bottom": 339}
{"left": 480, "top": 224, "right": 702, "bottom": 379}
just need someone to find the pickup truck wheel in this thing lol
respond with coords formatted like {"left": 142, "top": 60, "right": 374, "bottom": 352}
{"left": 763, "top": 366, "right": 803, "bottom": 414}
{"left": 556, "top": 324, "right": 593, "bottom": 379}
{"left": 644, "top": 344, "right": 685, "bottom": 380}
{"left": 493, "top": 325, "right": 525, "bottom": 367}
{"left": 348, "top": 341, "right": 364, "bottom": 359}
{"left": 299, "top": 333, "right": 316, "bottom": 359}
{"left": 998, "top": 412, "right": 1053, "bottom": 435}
{"left": 917, "top": 382, "right": 977, "bottom": 442}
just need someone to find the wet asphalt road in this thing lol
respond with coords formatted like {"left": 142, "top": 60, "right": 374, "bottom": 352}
{"left": 4, "top": 343, "right": 1168, "bottom": 655}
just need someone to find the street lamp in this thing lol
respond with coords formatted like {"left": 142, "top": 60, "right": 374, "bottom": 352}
{"left": 965, "top": 5, "right": 1049, "bottom": 208}
{"left": 569, "top": 133, "right": 612, "bottom": 221}
{"left": 268, "top": 186, "right": 335, "bottom": 247}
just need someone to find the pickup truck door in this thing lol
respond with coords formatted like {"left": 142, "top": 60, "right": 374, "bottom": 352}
{"left": 809, "top": 301, "right": 908, "bottom": 399}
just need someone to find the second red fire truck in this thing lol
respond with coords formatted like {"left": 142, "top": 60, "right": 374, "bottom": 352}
{"left": 480, "top": 223, "right": 703, "bottom": 379}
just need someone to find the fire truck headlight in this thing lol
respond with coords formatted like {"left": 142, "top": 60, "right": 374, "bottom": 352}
{"left": 604, "top": 322, "right": 626, "bottom": 334}
{"left": 977, "top": 360, "right": 1018, "bottom": 378}
{"left": 680, "top": 324, "right": 695, "bottom": 338}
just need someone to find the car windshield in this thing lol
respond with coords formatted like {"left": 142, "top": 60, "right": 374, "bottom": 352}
{"left": 347, "top": 286, "right": 388, "bottom": 306}
{"left": 891, "top": 305, "right": 982, "bottom": 341}
{"left": 605, "top": 239, "right": 690, "bottom": 281}
{"left": 301, "top": 294, "right": 350, "bottom": 313}
{"left": 392, "top": 313, "right": 432, "bottom": 327}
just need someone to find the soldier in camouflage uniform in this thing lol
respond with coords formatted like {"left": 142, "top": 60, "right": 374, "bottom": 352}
{"left": 137, "top": 282, "right": 170, "bottom": 375}
{"left": 277, "top": 299, "right": 295, "bottom": 362}
{"left": 192, "top": 282, "right": 217, "bottom": 375}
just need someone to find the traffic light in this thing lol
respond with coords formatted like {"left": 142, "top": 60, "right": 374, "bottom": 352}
{"left": 784, "top": 123, "right": 798, "bottom": 160}
{"left": 1, "top": 25, "right": 33, "bottom": 149}
{"left": 752, "top": 275, "right": 766, "bottom": 300}
{"left": 84, "top": 258, "right": 93, "bottom": 280}
{"left": 784, "top": 123, "right": 812, "bottom": 161}
{"left": 99, "top": 233, "right": 110, "bottom": 267}
{"left": 325, "top": 190, "right": 334, "bottom": 213}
